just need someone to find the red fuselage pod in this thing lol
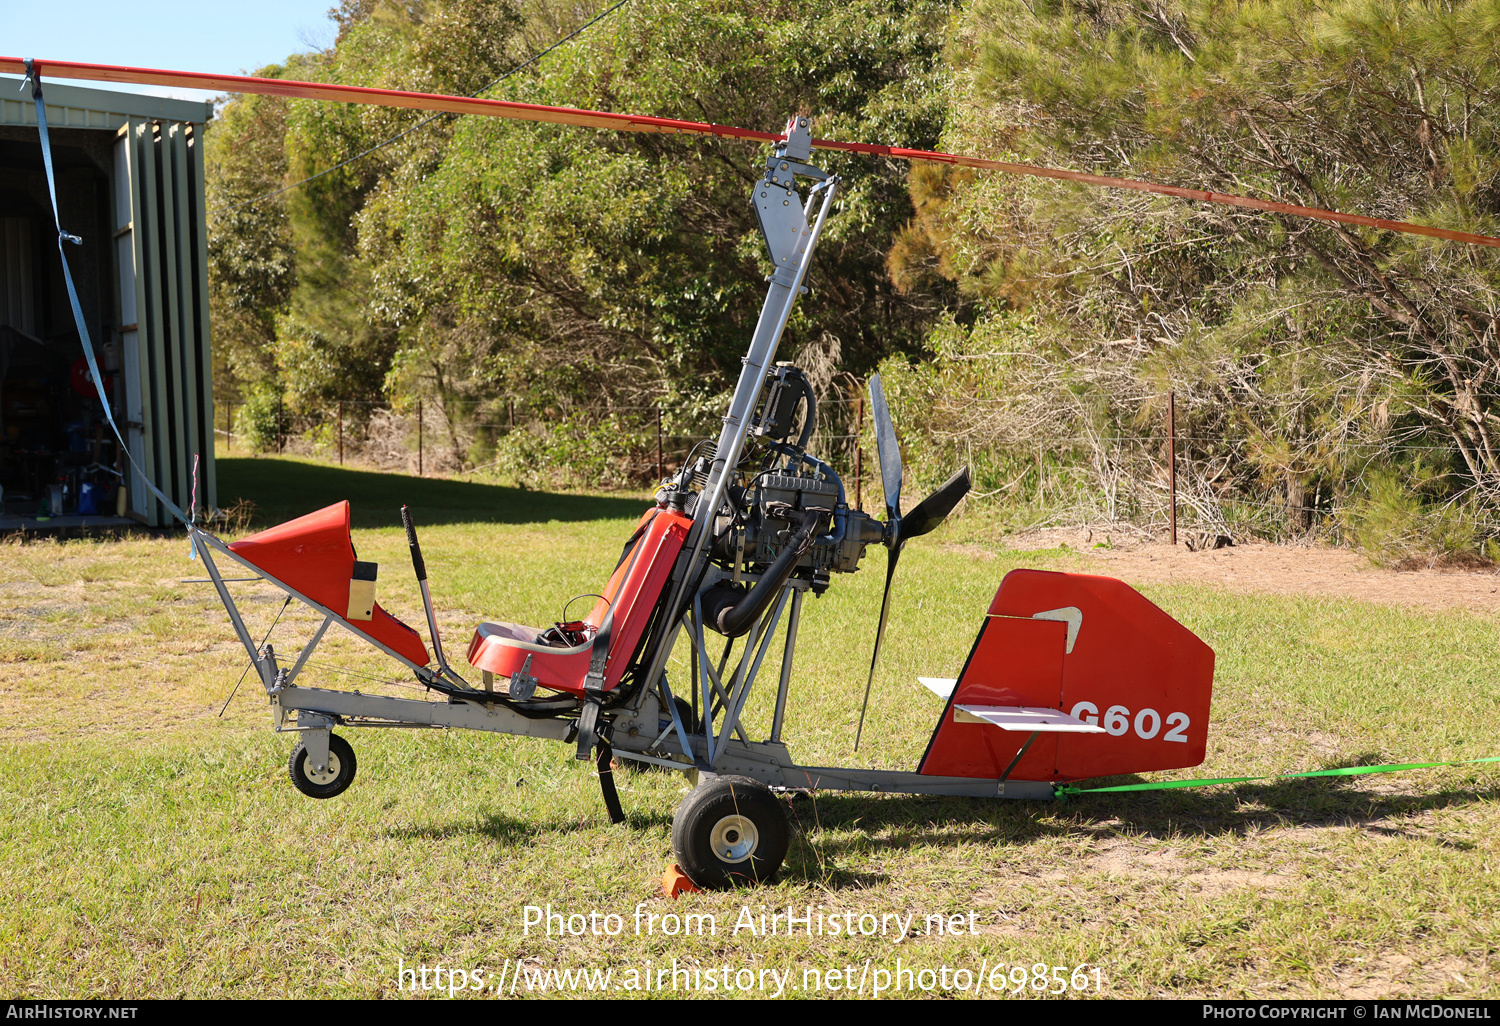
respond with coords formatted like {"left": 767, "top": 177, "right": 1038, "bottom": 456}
{"left": 227, "top": 500, "right": 431, "bottom": 667}
{"left": 918, "top": 569, "right": 1215, "bottom": 783}
{"left": 466, "top": 507, "right": 692, "bottom": 696}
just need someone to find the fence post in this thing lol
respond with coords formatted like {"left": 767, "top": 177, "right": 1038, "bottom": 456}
{"left": 338, "top": 401, "right": 343, "bottom": 465}
{"left": 508, "top": 399, "right": 514, "bottom": 432}
{"left": 277, "top": 396, "right": 283, "bottom": 455}
{"left": 1168, "top": 390, "right": 1177, "bottom": 546}
{"left": 226, "top": 402, "right": 232, "bottom": 453}
{"left": 854, "top": 394, "right": 864, "bottom": 511}
{"left": 656, "top": 407, "right": 664, "bottom": 482}
{"left": 417, "top": 399, "right": 423, "bottom": 477}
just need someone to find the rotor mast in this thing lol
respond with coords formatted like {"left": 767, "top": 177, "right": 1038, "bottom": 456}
{"left": 634, "top": 115, "right": 840, "bottom": 719}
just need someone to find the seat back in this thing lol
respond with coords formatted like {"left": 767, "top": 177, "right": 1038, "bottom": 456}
{"left": 465, "top": 506, "right": 693, "bottom": 694}
{"left": 582, "top": 506, "right": 693, "bottom": 689}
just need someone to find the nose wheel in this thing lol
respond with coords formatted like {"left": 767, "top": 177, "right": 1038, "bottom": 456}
{"left": 288, "top": 733, "right": 357, "bottom": 799}
{"left": 671, "top": 775, "right": 788, "bottom": 888}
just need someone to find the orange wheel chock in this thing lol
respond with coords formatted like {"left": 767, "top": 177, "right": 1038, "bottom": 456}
{"left": 662, "top": 864, "right": 702, "bottom": 898}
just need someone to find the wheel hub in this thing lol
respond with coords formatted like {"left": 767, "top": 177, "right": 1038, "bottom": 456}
{"left": 306, "top": 751, "right": 341, "bottom": 785}
{"left": 709, "top": 814, "right": 759, "bottom": 863}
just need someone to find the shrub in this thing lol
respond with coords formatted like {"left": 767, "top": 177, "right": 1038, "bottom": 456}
{"left": 236, "top": 385, "right": 282, "bottom": 454}
{"left": 1342, "top": 469, "right": 1489, "bottom": 568}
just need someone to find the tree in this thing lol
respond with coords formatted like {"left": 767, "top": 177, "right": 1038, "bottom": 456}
{"left": 207, "top": 0, "right": 962, "bottom": 479}
{"left": 205, "top": 66, "right": 298, "bottom": 397}
{"left": 897, "top": 0, "right": 1500, "bottom": 542}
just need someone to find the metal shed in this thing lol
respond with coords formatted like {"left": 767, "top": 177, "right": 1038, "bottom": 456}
{"left": 0, "top": 79, "right": 215, "bottom": 528}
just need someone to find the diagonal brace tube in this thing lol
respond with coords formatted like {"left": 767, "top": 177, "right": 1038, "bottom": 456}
{"left": 711, "top": 587, "right": 791, "bottom": 766}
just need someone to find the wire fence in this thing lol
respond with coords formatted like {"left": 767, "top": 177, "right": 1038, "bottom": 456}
{"left": 212, "top": 390, "right": 1500, "bottom": 548}
{"left": 213, "top": 394, "right": 881, "bottom": 503}
{"left": 923, "top": 390, "right": 1500, "bottom": 547}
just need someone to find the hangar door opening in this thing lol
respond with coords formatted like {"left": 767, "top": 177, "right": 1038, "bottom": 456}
{"left": 0, "top": 80, "right": 215, "bottom": 529}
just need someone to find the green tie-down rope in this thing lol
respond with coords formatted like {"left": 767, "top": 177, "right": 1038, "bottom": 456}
{"left": 1052, "top": 756, "right": 1500, "bottom": 802}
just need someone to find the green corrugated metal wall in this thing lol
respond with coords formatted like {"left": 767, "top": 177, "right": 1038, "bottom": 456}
{"left": 117, "top": 118, "right": 215, "bottom": 526}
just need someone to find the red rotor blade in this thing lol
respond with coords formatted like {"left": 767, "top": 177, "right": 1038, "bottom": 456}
{"left": 7, "top": 54, "right": 1499, "bottom": 249}
{"left": 815, "top": 140, "right": 1500, "bottom": 249}
{"left": 0, "top": 56, "right": 782, "bottom": 143}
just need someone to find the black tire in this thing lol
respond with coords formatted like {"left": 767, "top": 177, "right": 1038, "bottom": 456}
{"left": 288, "top": 733, "right": 357, "bottom": 799}
{"left": 671, "top": 775, "right": 788, "bottom": 888}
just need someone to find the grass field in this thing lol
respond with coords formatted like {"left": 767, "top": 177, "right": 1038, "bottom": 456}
{"left": 1, "top": 455, "right": 1497, "bottom": 999}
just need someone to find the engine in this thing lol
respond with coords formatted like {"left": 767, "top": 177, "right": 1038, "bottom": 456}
{"left": 655, "top": 364, "right": 887, "bottom": 635}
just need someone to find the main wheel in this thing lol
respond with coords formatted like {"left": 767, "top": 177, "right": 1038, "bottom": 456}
{"left": 671, "top": 775, "right": 788, "bottom": 888}
{"left": 288, "top": 734, "right": 357, "bottom": 799}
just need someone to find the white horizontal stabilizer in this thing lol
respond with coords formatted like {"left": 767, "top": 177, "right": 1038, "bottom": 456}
{"left": 918, "top": 676, "right": 957, "bottom": 700}
{"left": 954, "top": 705, "right": 1107, "bottom": 733}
